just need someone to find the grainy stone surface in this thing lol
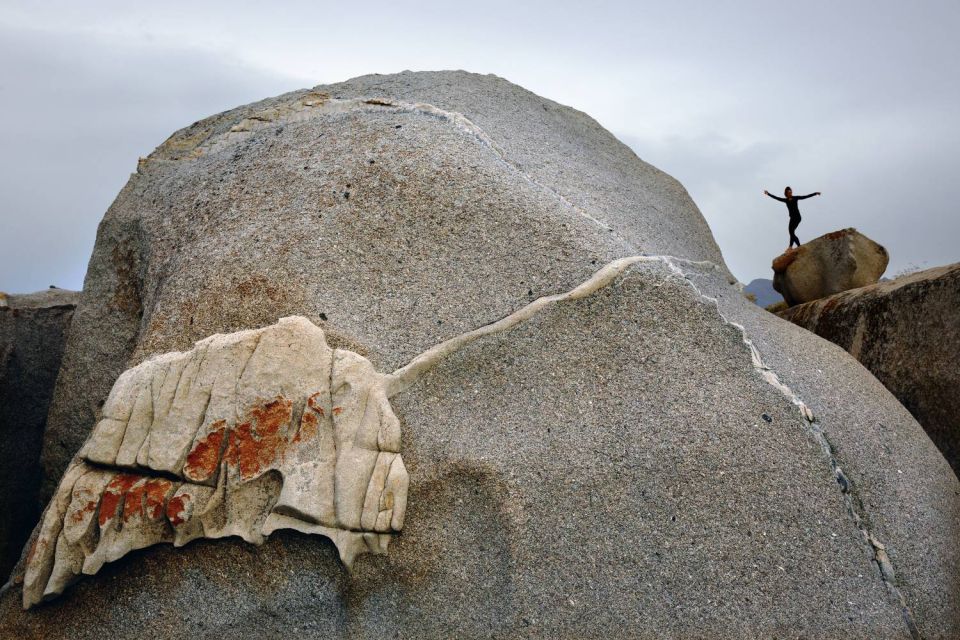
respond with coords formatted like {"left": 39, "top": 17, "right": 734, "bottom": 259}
{"left": 0, "top": 289, "right": 78, "bottom": 582}
{"left": 685, "top": 263, "right": 960, "bottom": 640}
{"left": 778, "top": 262, "right": 960, "bottom": 476}
{"left": 2, "top": 71, "right": 957, "bottom": 638}
{"left": 772, "top": 228, "right": 889, "bottom": 306}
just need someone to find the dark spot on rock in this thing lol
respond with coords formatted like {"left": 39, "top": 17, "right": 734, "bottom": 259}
{"left": 394, "top": 124, "right": 402, "bottom": 129}
{"left": 671, "top": 515, "right": 677, "bottom": 522}
{"left": 343, "top": 191, "right": 350, "bottom": 200}
{"left": 528, "top": 289, "right": 533, "bottom": 297}
{"left": 762, "top": 413, "right": 773, "bottom": 423}
{"left": 368, "top": 159, "right": 375, "bottom": 164}
{"left": 319, "top": 312, "right": 328, "bottom": 321}
{"left": 836, "top": 469, "right": 850, "bottom": 493}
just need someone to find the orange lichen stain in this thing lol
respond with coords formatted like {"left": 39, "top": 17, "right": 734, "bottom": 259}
{"left": 119, "top": 477, "right": 172, "bottom": 522}
{"left": 225, "top": 397, "right": 293, "bottom": 479}
{"left": 824, "top": 228, "right": 854, "bottom": 241}
{"left": 145, "top": 478, "right": 173, "bottom": 520}
{"left": 293, "top": 411, "right": 319, "bottom": 444}
{"left": 332, "top": 407, "right": 343, "bottom": 416}
{"left": 772, "top": 248, "right": 802, "bottom": 272}
{"left": 307, "top": 391, "right": 326, "bottom": 417}
{"left": 99, "top": 473, "right": 143, "bottom": 527}
{"left": 69, "top": 500, "right": 99, "bottom": 524}
{"left": 184, "top": 421, "right": 227, "bottom": 482}
{"left": 166, "top": 494, "right": 191, "bottom": 526}
{"left": 121, "top": 478, "right": 148, "bottom": 522}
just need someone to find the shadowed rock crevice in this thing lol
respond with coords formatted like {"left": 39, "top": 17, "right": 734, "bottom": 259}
{"left": 0, "top": 289, "right": 78, "bottom": 582}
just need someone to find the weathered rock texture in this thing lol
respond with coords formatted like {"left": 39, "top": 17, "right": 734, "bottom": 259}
{"left": 0, "top": 289, "right": 78, "bottom": 581}
{"left": 772, "top": 228, "right": 889, "bottom": 306}
{"left": 2, "top": 71, "right": 958, "bottom": 639}
{"left": 779, "top": 263, "right": 960, "bottom": 476}
{"left": 22, "top": 317, "right": 408, "bottom": 607}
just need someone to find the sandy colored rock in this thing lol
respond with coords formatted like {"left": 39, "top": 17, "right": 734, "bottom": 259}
{"left": 779, "top": 262, "right": 960, "bottom": 476}
{"left": 23, "top": 317, "right": 407, "bottom": 607}
{"left": 0, "top": 289, "right": 78, "bottom": 581}
{"left": 772, "top": 228, "right": 889, "bottom": 306}
{"left": 1, "top": 72, "right": 957, "bottom": 639}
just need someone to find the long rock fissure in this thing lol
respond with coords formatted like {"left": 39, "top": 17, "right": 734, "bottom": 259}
{"left": 665, "top": 259, "right": 923, "bottom": 640}
{"left": 386, "top": 253, "right": 921, "bottom": 639}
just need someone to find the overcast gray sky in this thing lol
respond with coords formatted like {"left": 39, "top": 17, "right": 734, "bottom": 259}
{"left": 2, "top": 1, "right": 958, "bottom": 292}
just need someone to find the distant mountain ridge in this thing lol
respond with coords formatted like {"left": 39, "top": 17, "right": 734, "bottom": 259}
{"left": 743, "top": 278, "right": 781, "bottom": 307}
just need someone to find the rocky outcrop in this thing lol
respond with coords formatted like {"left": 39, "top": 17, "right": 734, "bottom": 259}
{"left": 772, "top": 228, "right": 889, "bottom": 306}
{"left": 0, "top": 289, "right": 78, "bottom": 582}
{"left": 779, "top": 263, "right": 960, "bottom": 476}
{"left": 24, "top": 317, "right": 408, "bottom": 607}
{"left": 2, "top": 72, "right": 957, "bottom": 639}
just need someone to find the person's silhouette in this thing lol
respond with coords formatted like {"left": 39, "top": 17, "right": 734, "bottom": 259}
{"left": 764, "top": 186, "right": 821, "bottom": 248}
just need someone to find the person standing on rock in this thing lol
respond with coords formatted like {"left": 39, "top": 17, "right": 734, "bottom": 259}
{"left": 764, "top": 186, "right": 821, "bottom": 248}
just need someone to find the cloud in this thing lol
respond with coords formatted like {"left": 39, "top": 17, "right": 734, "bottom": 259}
{"left": 2, "top": 2, "right": 958, "bottom": 291}
{"left": 0, "top": 24, "right": 302, "bottom": 292}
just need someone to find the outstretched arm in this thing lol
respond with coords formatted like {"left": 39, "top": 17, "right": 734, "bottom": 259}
{"left": 795, "top": 192, "right": 821, "bottom": 200}
{"left": 763, "top": 190, "right": 786, "bottom": 202}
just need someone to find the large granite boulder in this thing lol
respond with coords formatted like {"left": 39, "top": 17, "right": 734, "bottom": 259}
{"left": 0, "top": 289, "right": 78, "bottom": 582}
{"left": 772, "top": 228, "right": 889, "bottom": 306}
{"left": 779, "top": 263, "right": 960, "bottom": 476}
{"left": 1, "top": 72, "right": 957, "bottom": 639}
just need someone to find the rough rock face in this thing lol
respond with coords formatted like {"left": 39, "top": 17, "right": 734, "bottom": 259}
{"left": 23, "top": 317, "right": 408, "bottom": 607}
{"left": 2, "top": 72, "right": 958, "bottom": 638}
{"left": 779, "top": 263, "right": 960, "bottom": 476}
{"left": 772, "top": 228, "right": 889, "bottom": 306}
{"left": 0, "top": 289, "right": 78, "bottom": 582}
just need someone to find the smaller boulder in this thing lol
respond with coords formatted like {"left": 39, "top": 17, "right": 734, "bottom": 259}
{"left": 772, "top": 228, "right": 888, "bottom": 306}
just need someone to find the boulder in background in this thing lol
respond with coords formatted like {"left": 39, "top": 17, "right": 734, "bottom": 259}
{"left": 772, "top": 228, "right": 888, "bottom": 306}
{"left": 779, "top": 262, "right": 960, "bottom": 477}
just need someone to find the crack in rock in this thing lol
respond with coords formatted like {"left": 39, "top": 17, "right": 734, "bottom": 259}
{"left": 659, "top": 258, "right": 923, "bottom": 640}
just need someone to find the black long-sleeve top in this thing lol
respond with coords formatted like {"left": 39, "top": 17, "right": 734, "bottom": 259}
{"left": 766, "top": 192, "right": 817, "bottom": 217}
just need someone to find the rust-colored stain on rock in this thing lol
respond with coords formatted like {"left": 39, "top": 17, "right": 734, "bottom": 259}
{"left": 772, "top": 248, "right": 802, "bottom": 272}
{"left": 293, "top": 411, "right": 319, "bottom": 443}
{"left": 98, "top": 473, "right": 143, "bottom": 527}
{"left": 166, "top": 494, "right": 191, "bottom": 526}
{"left": 144, "top": 478, "right": 173, "bottom": 520}
{"left": 224, "top": 397, "right": 293, "bottom": 479}
{"left": 184, "top": 421, "right": 227, "bottom": 482}
{"left": 824, "top": 228, "right": 854, "bottom": 241}
{"left": 307, "top": 391, "right": 325, "bottom": 417}
{"left": 69, "top": 500, "right": 99, "bottom": 524}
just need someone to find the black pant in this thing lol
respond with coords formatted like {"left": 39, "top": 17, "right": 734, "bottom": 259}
{"left": 788, "top": 215, "right": 801, "bottom": 247}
